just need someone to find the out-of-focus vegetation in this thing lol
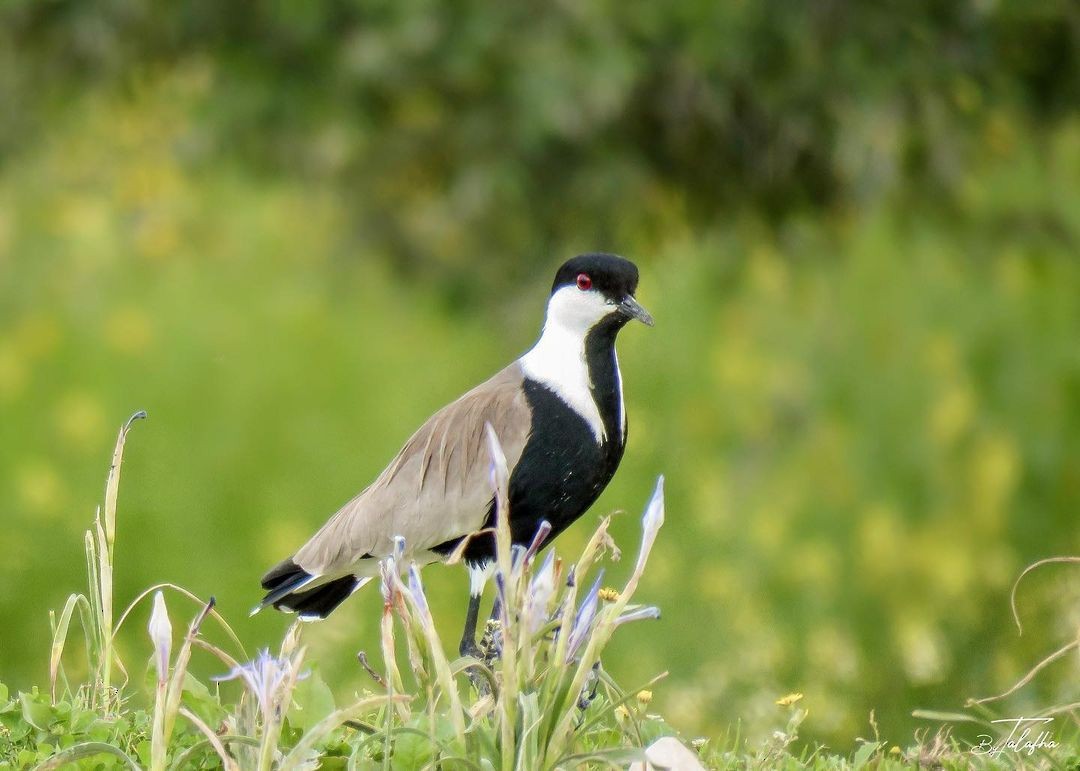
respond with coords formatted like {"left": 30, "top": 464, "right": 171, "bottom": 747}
{"left": 1, "top": 0, "right": 1078, "bottom": 753}
{"left": 4, "top": 0, "right": 1078, "bottom": 294}
{"left": 5, "top": 429, "right": 1075, "bottom": 769}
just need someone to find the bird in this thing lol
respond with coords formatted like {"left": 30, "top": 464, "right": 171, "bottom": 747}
{"left": 254, "top": 253, "right": 652, "bottom": 657}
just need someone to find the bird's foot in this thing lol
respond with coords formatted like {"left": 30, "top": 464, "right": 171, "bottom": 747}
{"left": 459, "top": 638, "right": 484, "bottom": 660}
{"left": 459, "top": 620, "right": 504, "bottom": 696}
{"left": 460, "top": 640, "right": 493, "bottom": 696}
{"left": 479, "top": 618, "right": 503, "bottom": 665}
{"left": 575, "top": 661, "right": 602, "bottom": 717}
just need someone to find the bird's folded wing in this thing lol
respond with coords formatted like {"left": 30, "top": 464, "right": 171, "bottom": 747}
{"left": 294, "top": 363, "right": 533, "bottom": 575}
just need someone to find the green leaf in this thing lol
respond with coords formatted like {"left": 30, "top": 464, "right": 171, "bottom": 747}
{"left": 68, "top": 707, "right": 97, "bottom": 734}
{"left": 288, "top": 669, "right": 336, "bottom": 731}
{"left": 392, "top": 729, "right": 434, "bottom": 769}
{"left": 636, "top": 716, "right": 677, "bottom": 747}
{"left": 135, "top": 738, "right": 152, "bottom": 767}
{"left": 171, "top": 735, "right": 260, "bottom": 770}
{"left": 20, "top": 691, "right": 53, "bottom": 731}
{"left": 30, "top": 741, "right": 140, "bottom": 770}
{"left": 852, "top": 740, "right": 880, "bottom": 769}
{"left": 181, "top": 671, "right": 212, "bottom": 701}
{"left": 0, "top": 712, "right": 32, "bottom": 740}
{"left": 555, "top": 746, "right": 649, "bottom": 767}
{"left": 181, "top": 672, "right": 226, "bottom": 726}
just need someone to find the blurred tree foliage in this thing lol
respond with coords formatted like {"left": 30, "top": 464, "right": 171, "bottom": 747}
{"left": 3, "top": 0, "right": 1077, "bottom": 295}
{"left": 0, "top": 0, "right": 1078, "bottom": 752}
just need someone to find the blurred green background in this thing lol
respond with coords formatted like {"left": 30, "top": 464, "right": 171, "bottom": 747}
{"left": 2, "top": 0, "right": 1078, "bottom": 752}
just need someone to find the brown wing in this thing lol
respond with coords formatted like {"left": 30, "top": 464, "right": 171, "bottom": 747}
{"left": 293, "top": 363, "right": 532, "bottom": 575}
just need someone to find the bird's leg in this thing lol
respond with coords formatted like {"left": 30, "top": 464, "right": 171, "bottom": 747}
{"left": 460, "top": 584, "right": 497, "bottom": 696}
{"left": 459, "top": 591, "right": 483, "bottom": 659}
{"left": 460, "top": 562, "right": 494, "bottom": 658}
{"left": 479, "top": 595, "right": 503, "bottom": 663}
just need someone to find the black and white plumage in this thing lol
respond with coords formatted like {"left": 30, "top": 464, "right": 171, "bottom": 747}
{"left": 255, "top": 253, "right": 652, "bottom": 654}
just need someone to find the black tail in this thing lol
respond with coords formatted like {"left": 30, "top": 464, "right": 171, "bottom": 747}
{"left": 274, "top": 575, "right": 361, "bottom": 619}
{"left": 255, "top": 558, "right": 360, "bottom": 620}
{"left": 261, "top": 557, "right": 309, "bottom": 591}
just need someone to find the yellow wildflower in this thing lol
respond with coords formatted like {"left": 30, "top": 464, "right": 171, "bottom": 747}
{"left": 775, "top": 692, "right": 804, "bottom": 707}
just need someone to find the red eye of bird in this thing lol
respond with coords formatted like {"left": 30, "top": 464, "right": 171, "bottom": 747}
{"left": 576, "top": 273, "right": 592, "bottom": 291}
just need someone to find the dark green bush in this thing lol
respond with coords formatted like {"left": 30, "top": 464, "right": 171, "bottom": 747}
{"left": 3, "top": 0, "right": 1077, "bottom": 291}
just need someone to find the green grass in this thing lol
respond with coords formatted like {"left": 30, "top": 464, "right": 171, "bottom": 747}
{"left": 2, "top": 417, "right": 1078, "bottom": 769}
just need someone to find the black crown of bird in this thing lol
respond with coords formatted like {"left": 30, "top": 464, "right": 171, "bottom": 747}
{"left": 254, "top": 253, "right": 652, "bottom": 657}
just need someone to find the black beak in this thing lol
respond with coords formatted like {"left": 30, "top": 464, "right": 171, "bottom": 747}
{"left": 617, "top": 295, "right": 654, "bottom": 326}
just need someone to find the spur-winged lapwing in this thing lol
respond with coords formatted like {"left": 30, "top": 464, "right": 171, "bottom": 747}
{"left": 255, "top": 253, "right": 652, "bottom": 655}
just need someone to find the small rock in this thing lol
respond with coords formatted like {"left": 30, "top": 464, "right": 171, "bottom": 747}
{"left": 629, "top": 736, "right": 707, "bottom": 771}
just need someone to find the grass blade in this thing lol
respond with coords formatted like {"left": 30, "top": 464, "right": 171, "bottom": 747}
{"left": 32, "top": 742, "right": 140, "bottom": 770}
{"left": 49, "top": 593, "right": 90, "bottom": 703}
{"left": 280, "top": 695, "right": 408, "bottom": 771}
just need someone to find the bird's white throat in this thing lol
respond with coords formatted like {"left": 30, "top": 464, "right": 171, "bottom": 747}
{"left": 520, "top": 286, "right": 623, "bottom": 443}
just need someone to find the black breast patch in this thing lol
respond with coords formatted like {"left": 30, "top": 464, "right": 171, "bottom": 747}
{"left": 436, "top": 376, "right": 625, "bottom": 565}
{"left": 433, "top": 319, "right": 628, "bottom": 565}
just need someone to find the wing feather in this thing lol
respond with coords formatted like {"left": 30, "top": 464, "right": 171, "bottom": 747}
{"left": 293, "top": 363, "right": 532, "bottom": 575}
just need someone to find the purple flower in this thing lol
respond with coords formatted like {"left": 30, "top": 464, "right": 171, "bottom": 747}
{"left": 406, "top": 563, "right": 432, "bottom": 624}
{"left": 525, "top": 521, "right": 553, "bottom": 563}
{"left": 484, "top": 423, "right": 509, "bottom": 497}
{"left": 147, "top": 591, "right": 172, "bottom": 684}
{"left": 524, "top": 551, "right": 556, "bottom": 634}
{"left": 493, "top": 572, "right": 508, "bottom": 625}
{"left": 566, "top": 572, "right": 603, "bottom": 662}
{"left": 635, "top": 476, "right": 666, "bottom": 578}
{"left": 380, "top": 559, "right": 395, "bottom": 603}
{"left": 213, "top": 649, "right": 307, "bottom": 720}
{"left": 615, "top": 605, "right": 661, "bottom": 626}
{"left": 380, "top": 536, "right": 408, "bottom": 603}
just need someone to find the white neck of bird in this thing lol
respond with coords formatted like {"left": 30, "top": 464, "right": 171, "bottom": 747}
{"left": 519, "top": 287, "right": 622, "bottom": 444}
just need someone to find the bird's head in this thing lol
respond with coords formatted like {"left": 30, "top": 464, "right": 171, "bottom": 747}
{"left": 545, "top": 253, "right": 653, "bottom": 335}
